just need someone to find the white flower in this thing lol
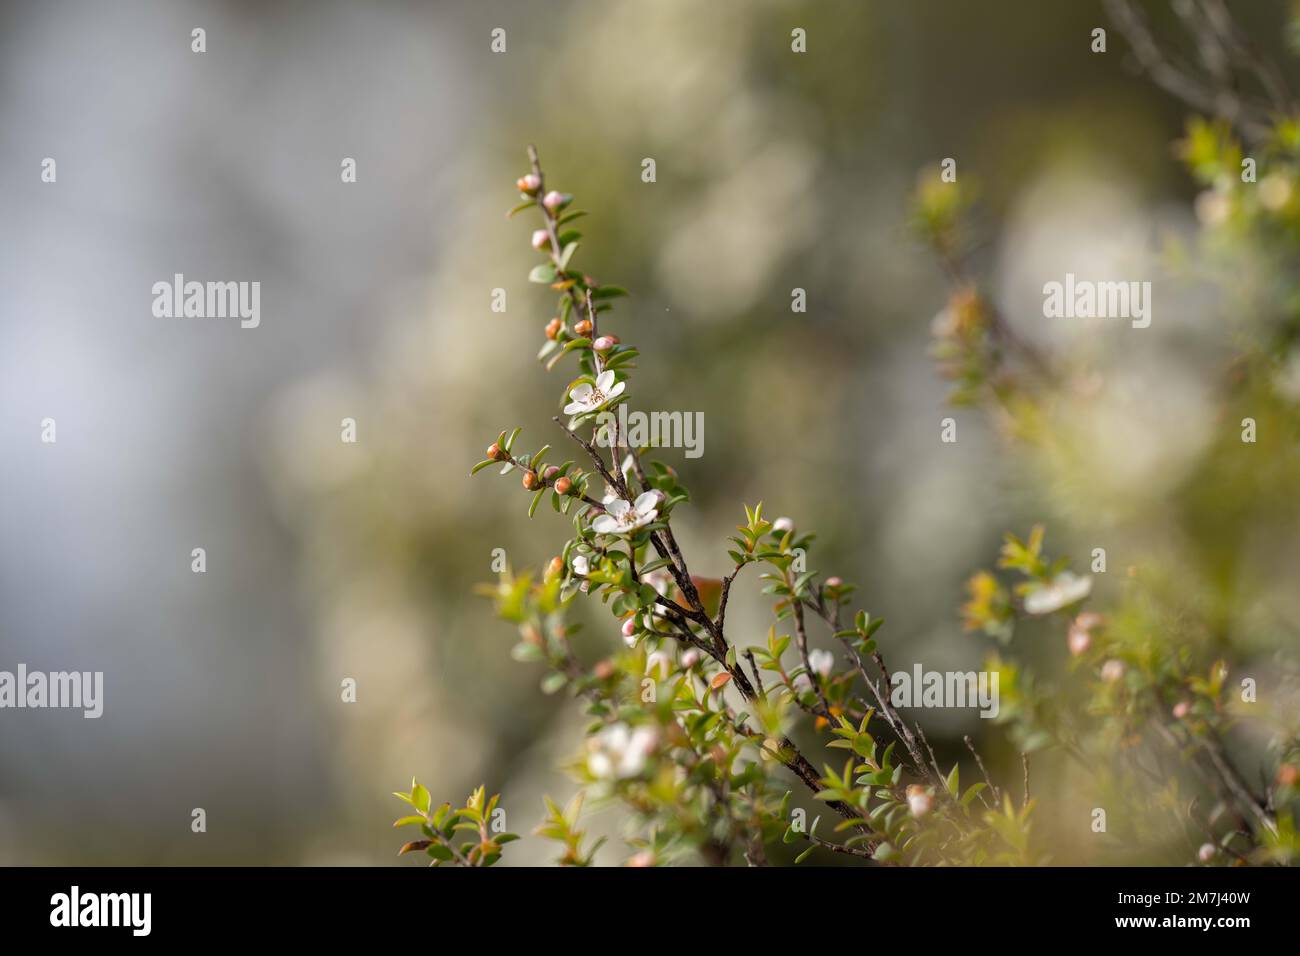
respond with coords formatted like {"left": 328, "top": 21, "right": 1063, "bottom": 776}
{"left": 792, "top": 673, "right": 813, "bottom": 693}
{"left": 772, "top": 516, "right": 794, "bottom": 534}
{"left": 571, "top": 554, "right": 590, "bottom": 576}
{"left": 564, "top": 370, "right": 625, "bottom": 416}
{"left": 808, "top": 648, "right": 834, "bottom": 677}
{"left": 1022, "top": 572, "right": 1092, "bottom": 615}
{"left": 586, "top": 723, "right": 658, "bottom": 780}
{"left": 592, "top": 490, "right": 659, "bottom": 535}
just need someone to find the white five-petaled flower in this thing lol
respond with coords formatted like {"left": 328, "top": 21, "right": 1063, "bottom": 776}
{"left": 586, "top": 723, "right": 658, "bottom": 780}
{"left": 1022, "top": 571, "right": 1092, "bottom": 615}
{"left": 592, "top": 491, "right": 659, "bottom": 535}
{"left": 564, "top": 370, "right": 625, "bottom": 416}
{"left": 808, "top": 648, "right": 834, "bottom": 677}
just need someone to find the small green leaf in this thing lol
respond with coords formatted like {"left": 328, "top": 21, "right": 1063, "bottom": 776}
{"left": 411, "top": 781, "right": 431, "bottom": 813}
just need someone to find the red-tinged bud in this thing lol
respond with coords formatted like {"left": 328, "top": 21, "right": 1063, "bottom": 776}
{"left": 522, "top": 624, "right": 542, "bottom": 646}
{"left": 544, "top": 317, "right": 562, "bottom": 340}
{"left": 543, "top": 465, "right": 560, "bottom": 481}
{"left": 573, "top": 318, "right": 593, "bottom": 336}
{"left": 542, "top": 190, "right": 571, "bottom": 213}
{"left": 531, "top": 229, "right": 550, "bottom": 251}
{"left": 1067, "top": 627, "right": 1091, "bottom": 657}
{"left": 544, "top": 556, "right": 563, "bottom": 581}
{"left": 1277, "top": 764, "right": 1298, "bottom": 787}
{"left": 1172, "top": 700, "right": 1191, "bottom": 720}
{"left": 906, "top": 785, "right": 933, "bottom": 819}
{"left": 517, "top": 173, "right": 541, "bottom": 196}
{"left": 824, "top": 576, "right": 843, "bottom": 589}
{"left": 621, "top": 617, "right": 637, "bottom": 638}
{"left": 487, "top": 443, "right": 508, "bottom": 461}
{"left": 593, "top": 660, "right": 616, "bottom": 680}
{"left": 1197, "top": 843, "right": 1216, "bottom": 863}
{"left": 626, "top": 850, "right": 655, "bottom": 868}
{"left": 554, "top": 476, "right": 573, "bottom": 496}
{"left": 522, "top": 470, "right": 539, "bottom": 490}
{"left": 592, "top": 335, "right": 619, "bottom": 351}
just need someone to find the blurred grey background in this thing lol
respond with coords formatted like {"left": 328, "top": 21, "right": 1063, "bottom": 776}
{"left": 0, "top": 0, "right": 1291, "bottom": 864}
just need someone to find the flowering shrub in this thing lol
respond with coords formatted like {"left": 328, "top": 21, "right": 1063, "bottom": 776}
{"left": 393, "top": 145, "right": 1040, "bottom": 867}
{"left": 394, "top": 7, "right": 1300, "bottom": 866}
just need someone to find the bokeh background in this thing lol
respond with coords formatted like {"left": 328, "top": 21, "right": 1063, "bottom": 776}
{"left": 2, "top": 0, "right": 1296, "bottom": 864}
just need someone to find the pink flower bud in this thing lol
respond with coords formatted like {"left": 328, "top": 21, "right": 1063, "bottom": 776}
{"left": 517, "top": 173, "right": 541, "bottom": 196}
{"left": 773, "top": 517, "right": 794, "bottom": 534}
{"left": 1067, "top": 627, "right": 1091, "bottom": 657}
{"left": 592, "top": 335, "right": 618, "bottom": 351}
{"left": 1197, "top": 843, "right": 1216, "bottom": 863}
{"left": 824, "top": 576, "right": 843, "bottom": 589}
{"left": 1172, "top": 700, "right": 1191, "bottom": 720}
{"left": 621, "top": 617, "right": 637, "bottom": 638}
{"left": 681, "top": 649, "right": 700, "bottom": 669}
{"left": 542, "top": 190, "right": 571, "bottom": 213}
{"left": 1101, "top": 659, "right": 1126, "bottom": 683}
{"left": 531, "top": 229, "right": 550, "bottom": 251}
{"left": 1074, "top": 611, "right": 1103, "bottom": 631}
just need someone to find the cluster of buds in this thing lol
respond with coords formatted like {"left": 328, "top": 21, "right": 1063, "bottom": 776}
{"left": 483, "top": 442, "right": 581, "bottom": 498}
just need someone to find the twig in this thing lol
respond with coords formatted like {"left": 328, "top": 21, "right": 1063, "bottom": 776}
{"left": 1021, "top": 753, "right": 1031, "bottom": 810}
{"left": 963, "top": 735, "right": 999, "bottom": 808}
